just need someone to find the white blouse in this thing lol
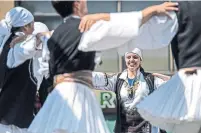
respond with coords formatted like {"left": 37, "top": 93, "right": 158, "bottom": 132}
{"left": 7, "top": 35, "right": 38, "bottom": 68}
{"left": 7, "top": 35, "right": 51, "bottom": 90}
{"left": 78, "top": 11, "right": 179, "bottom": 55}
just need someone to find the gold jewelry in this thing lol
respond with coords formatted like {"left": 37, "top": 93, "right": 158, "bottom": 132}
{"left": 127, "top": 76, "right": 140, "bottom": 98}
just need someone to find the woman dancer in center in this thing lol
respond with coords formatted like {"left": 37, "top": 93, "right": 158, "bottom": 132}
{"left": 92, "top": 48, "right": 170, "bottom": 133}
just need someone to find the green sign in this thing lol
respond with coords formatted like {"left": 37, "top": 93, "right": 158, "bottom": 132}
{"left": 94, "top": 90, "right": 117, "bottom": 114}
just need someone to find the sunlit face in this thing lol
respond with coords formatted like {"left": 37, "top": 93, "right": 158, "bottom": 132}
{"left": 22, "top": 21, "right": 34, "bottom": 35}
{"left": 125, "top": 52, "right": 141, "bottom": 72}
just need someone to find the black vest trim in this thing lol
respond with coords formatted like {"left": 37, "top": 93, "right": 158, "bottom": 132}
{"left": 28, "top": 59, "right": 37, "bottom": 85}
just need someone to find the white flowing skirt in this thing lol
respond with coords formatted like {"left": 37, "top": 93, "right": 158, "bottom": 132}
{"left": 137, "top": 69, "right": 201, "bottom": 133}
{"left": 28, "top": 82, "right": 110, "bottom": 133}
{"left": 0, "top": 123, "right": 70, "bottom": 133}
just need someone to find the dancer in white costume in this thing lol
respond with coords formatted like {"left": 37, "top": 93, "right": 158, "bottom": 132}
{"left": 8, "top": 22, "right": 51, "bottom": 113}
{"left": 8, "top": 22, "right": 50, "bottom": 90}
{"left": 0, "top": 21, "right": 66, "bottom": 133}
{"left": 28, "top": 1, "right": 109, "bottom": 133}
{"left": 78, "top": 1, "right": 201, "bottom": 133}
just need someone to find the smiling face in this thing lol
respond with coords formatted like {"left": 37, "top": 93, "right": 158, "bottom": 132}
{"left": 125, "top": 52, "right": 141, "bottom": 72}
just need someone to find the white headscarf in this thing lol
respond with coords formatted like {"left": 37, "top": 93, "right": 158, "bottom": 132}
{"left": 0, "top": 7, "right": 34, "bottom": 55}
{"left": 125, "top": 48, "right": 143, "bottom": 60}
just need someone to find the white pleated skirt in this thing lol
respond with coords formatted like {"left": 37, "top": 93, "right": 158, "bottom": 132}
{"left": 0, "top": 123, "right": 71, "bottom": 133}
{"left": 137, "top": 69, "right": 201, "bottom": 133}
{"left": 28, "top": 82, "right": 110, "bottom": 133}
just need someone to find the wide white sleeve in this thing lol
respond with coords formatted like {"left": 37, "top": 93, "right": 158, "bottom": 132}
{"left": 7, "top": 35, "right": 38, "bottom": 68}
{"left": 116, "top": 12, "right": 179, "bottom": 55}
{"left": 78, "top": 11, "right": 178, "bottom": 55}
{"left": 131, "top": 11, "right": 178, "bottom": 50}
{"left": 92, "top": 72, "right": 118, "bottom": 92}
{"left": 78, "top": 11, "right": 143, "bottom": 51}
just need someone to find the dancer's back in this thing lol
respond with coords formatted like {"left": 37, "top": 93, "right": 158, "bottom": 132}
{"left": 171, "top": 1, "right": 201, "bottom": 69}
{"left": 28, "top": 16, "right": 110, "bottom": 133}
{"left": 48, "top": 16, "right": 96, "bottom": 78}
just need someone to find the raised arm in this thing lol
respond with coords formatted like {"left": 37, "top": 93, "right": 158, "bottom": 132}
{"left": 79, "top": 2, "right": 178, "bottom": 32}
{"left": 92, "top": 72, "right": 117, "bottom": 92}
{"left": 78, "top": 2, "right": 178, "bottom": 53}
{"left": 7, "top": 32, "right": 53, "bottom": 69}
{"left": 7, "top": 35, "right": 39, "bottom": 68}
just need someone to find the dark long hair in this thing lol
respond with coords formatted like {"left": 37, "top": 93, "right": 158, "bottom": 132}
{"left": 11, "top": 27, "right": 21, "bottom": 36}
